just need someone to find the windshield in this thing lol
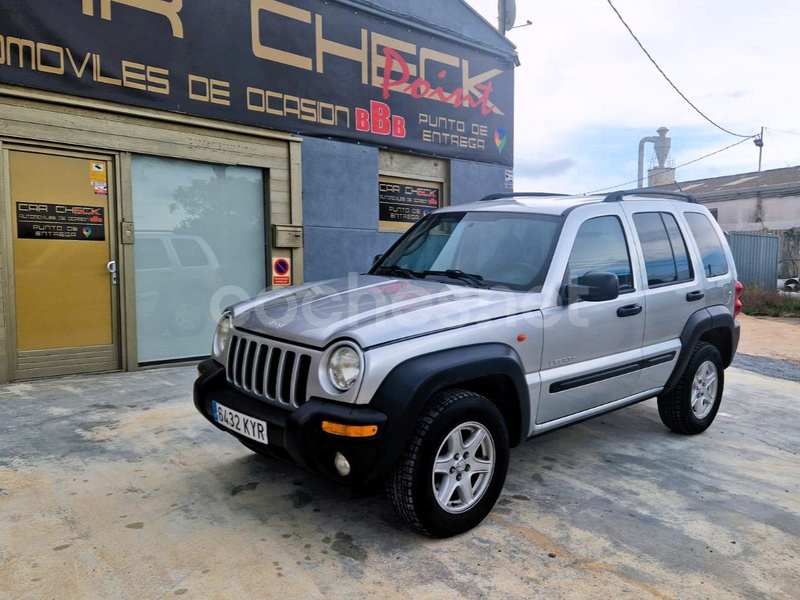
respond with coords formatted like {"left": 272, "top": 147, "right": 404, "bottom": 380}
{"left": 372, "top": 211, "right": 562, "bottom": 291}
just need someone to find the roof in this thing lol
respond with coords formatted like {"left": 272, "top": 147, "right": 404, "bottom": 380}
{"left": 653, "top": 165, "right": 800, "bottom": 197}
{"left": 353, "top": 0, "right": 518, "bottom": 61}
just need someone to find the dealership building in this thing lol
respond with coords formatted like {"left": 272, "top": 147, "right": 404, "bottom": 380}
{"left": 0, "top": 0, "right": 517, "bottom": 381}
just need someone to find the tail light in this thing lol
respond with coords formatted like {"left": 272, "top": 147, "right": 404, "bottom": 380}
{"left": 734, "top": 280, "right": 743, "bottom": 318}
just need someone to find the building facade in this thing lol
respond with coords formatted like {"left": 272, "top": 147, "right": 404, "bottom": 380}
{"left": 0, "top": 0, "right": 517, "bottom": 381}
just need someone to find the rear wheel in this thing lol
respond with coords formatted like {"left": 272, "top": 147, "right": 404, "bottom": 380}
{"left": 658, "top": 342, "right": 724, "bottom": 434}
{"left": 387, "top": 390, "right": 509, "bottom": 537}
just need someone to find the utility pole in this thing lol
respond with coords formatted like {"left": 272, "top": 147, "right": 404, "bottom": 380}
{"left": 757, "top": 126, "right": 764, "bottom": 173}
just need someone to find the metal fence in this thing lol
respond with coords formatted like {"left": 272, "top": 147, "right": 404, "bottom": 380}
{"left": 725, "top": 231, "right": 779, "bottom": 289}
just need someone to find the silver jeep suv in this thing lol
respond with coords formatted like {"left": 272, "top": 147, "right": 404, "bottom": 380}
{"left": 194, "top": 189, "right": 741, "bottom": 537}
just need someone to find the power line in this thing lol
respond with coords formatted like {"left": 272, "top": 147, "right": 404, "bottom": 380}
{"left": 673, "top": 137, "right": 751, "bottom": 169}
{"left": 765, "top": 129, "right": 791, "bottom": 167}
{"left": 606, "top": 0, "right": 756, "bottom": 140}
{"left": 766, "top": 126, "right": 800, "bottom": 138}
{"left": 584, "top": 137, "right": 752, "bottom": 194}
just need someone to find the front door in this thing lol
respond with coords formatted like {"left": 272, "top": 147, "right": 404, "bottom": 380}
{"left": 7, "top": 148, "right": 120, "bottom": 379}
{"left": 537, "top": 212, "right": 646, "bottom": 424}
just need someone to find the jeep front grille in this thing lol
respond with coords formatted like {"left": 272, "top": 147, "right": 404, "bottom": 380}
{"left": 226, "top": 334, "right": 311, "bottom": 409}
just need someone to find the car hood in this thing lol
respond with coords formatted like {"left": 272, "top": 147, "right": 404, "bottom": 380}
{"left": 230, "top": 275, "right": 544, "bottom": 349}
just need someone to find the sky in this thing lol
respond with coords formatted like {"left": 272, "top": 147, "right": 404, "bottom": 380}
{"left": 465, "top": 0, "right": 800, "bottom": 194}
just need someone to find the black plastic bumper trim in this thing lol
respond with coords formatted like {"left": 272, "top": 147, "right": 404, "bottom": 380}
{"left": 193, "top": 358, "right": 389, "bottom": 485}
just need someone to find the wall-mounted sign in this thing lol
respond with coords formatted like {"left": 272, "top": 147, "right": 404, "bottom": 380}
{"left": 89, "top": 161, "right": 109, "bottom": 195}
{"left": 0, "top": 1, "right": 514, "bottom": 166}
{"left": 16, "top": 203, "right": 106, "bottom": 241}
{"left": 272, "top": 257, "right": 291, "bottom": 286}
{"left": 379, "top": 176, "right": 442, "bottom": 232}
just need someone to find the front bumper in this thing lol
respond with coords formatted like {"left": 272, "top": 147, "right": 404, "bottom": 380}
{"left": 193, "top": 358, "right": 389, "bottom": 485}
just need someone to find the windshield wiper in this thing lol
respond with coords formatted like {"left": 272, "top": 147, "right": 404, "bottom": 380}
{"left": 377, "top": 265, "right": 421, "bottom": 279}
{"left": 422, "top": 269, "right": 486, "bottom": 287}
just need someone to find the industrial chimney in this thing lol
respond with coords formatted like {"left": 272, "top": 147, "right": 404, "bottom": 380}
{"left": 638, "top": 127, "right": 676, "bottom": 187}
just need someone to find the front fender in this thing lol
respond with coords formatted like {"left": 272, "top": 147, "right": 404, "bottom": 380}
{"left": 366, "top": 343, "right": 529, "bottom": 481}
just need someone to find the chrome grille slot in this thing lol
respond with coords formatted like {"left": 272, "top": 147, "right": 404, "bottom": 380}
{"left": 253, "top": 345, "right": 267, "bottom": 396}
{"left": 294, "top": 355, "right": 311, "bottom": 407}
{"left": 266, "top": 347, "right": 281, "bottom": 399}
{"left": 242, "top": 340, "right": 256, "bottom": 392}
{"left": 279, "top": 352, "right": 296, "bottom": 404}
{"left": 226, "top": 333, "right": 314, "bottom": 409}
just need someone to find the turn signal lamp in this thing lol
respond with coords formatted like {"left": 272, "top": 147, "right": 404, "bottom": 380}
{"left": 321, "top": 421, "right": 378, "bottom": 438}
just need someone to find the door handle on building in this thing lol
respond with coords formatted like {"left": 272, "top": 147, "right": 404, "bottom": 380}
{"left": 106, "top": 260, "right": 118, "bottom": 285}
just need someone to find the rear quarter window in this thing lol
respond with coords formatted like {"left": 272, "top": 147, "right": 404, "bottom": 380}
{"left": 684, "top": 212, "right": 729, "bottom": 277}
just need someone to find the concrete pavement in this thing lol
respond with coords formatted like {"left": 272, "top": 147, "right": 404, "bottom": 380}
{"left": 1, "top": 366, "right": 798, "bottom": 599}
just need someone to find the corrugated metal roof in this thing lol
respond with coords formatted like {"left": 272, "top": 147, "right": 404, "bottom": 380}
{"left": 655, "top": 165, "right": 800, "bottom": 195}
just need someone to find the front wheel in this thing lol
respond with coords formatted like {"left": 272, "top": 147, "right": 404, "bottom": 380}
{"left": 658, "top": 342, "right": 724, "bottom": 435}
{"left": 386, "top": 390, "right": 509, "bottom": 537}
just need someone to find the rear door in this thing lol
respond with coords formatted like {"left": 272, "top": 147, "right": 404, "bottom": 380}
{"left": 623, "top": 204, "right": 701, "bottom": 390}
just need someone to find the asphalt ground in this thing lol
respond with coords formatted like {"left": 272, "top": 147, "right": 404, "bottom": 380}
{"left": 732, "top": 353, "right": 800, "bottom": 382}
{"left": 1, "top": 363, "right": 798, "bottom": 600}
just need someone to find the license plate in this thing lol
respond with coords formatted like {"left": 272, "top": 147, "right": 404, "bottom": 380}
{"left": 212, "top": 402, "right": 268, "bottom": 445}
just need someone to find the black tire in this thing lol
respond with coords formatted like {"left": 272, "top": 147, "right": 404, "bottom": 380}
{"left": 658, "top": 342, "right": 724, "bottom": 435}
{"left": 386, "top": 389, "right": 510, "bottom": 538}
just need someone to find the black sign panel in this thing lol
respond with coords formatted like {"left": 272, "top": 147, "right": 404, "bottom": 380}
{"left": 379, "top": 176, "right": 441, "bottom": 230}
{"left": 0, "top": 1, "right": 514, "bottom": 166}
{"left": 16, "top": 203, "right": 106, "bottom": 241}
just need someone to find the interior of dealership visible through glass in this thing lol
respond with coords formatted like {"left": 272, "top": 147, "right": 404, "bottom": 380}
{"left": 132, "top": 156, "right": 267, "bottom": 364}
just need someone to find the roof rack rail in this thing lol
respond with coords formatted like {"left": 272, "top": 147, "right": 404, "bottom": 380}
{"left": 603, "top": 188, "right": 698, "bottom": 204}
{"left": 479, "top": 192, "right": 570, "bottom": 202}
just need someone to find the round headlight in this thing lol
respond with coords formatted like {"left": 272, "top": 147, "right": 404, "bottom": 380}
{"left": 213, "top": 315, "right": 232, "bottom": 358}
{"left": 328, "top": 346, "right": 361, "bottom": 391}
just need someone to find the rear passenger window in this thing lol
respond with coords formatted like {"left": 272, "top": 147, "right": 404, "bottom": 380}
{"left": 684, "top": 213, "right": 729, "bottom": 277}
{"left": 568, "top": 216, "right": 634, "bottom": 292}
{"left": 633, "top": 212, "right": 694, "bottom": 286}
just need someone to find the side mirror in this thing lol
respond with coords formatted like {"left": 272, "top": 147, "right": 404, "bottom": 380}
{"left": 562, "top": 271, "right": 620, "bottom": 304}
{"left": 372, "top": 254, "right": 383, "bottom": 266}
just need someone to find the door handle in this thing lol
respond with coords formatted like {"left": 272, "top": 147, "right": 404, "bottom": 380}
{"left": 617, "top": 304, "right": 642, "bottom": 317}
{"left": 686, "top": 290, "right": 705, "bottom": 302}
{"left": 106, "top": 260, "right": 118, "bottom": 285}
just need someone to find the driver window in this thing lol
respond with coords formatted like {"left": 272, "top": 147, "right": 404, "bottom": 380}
{"left": 567, "top": 216, "right": 634, "bottom": 292}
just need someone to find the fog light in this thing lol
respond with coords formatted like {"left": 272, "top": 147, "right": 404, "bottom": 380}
{"left": 334, "top": 452, "right": 351, "bottom": 476}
